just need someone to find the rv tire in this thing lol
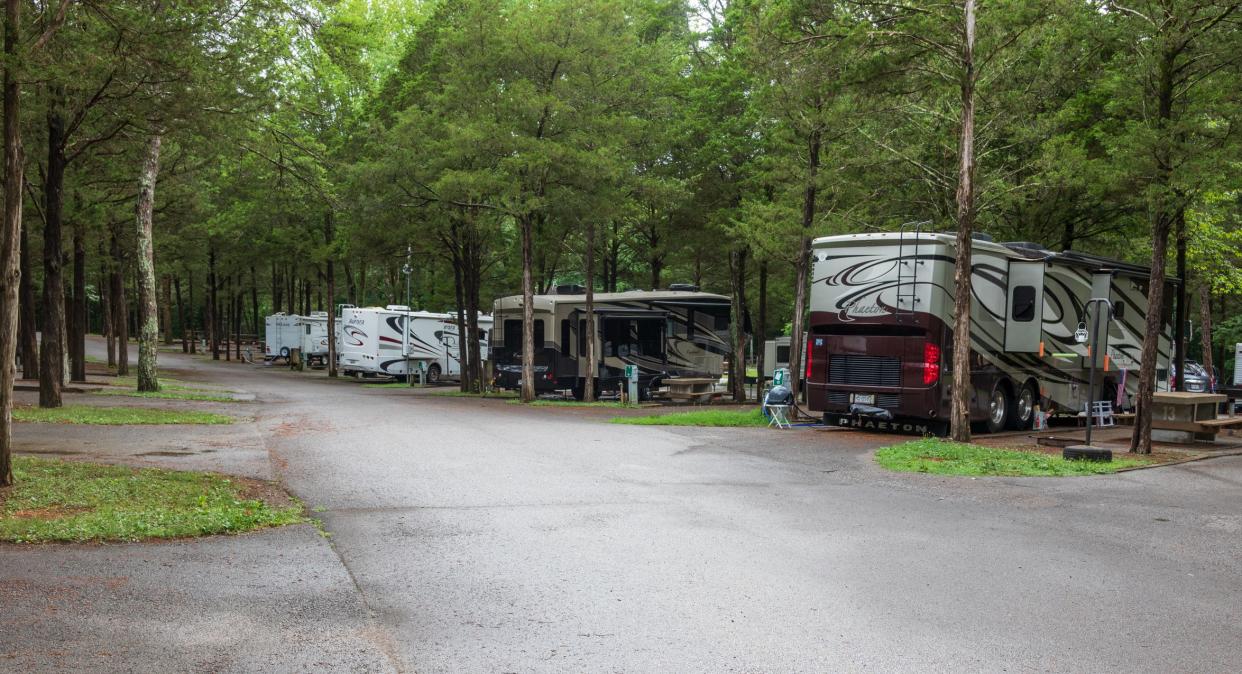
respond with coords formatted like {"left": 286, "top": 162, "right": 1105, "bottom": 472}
{"left": 279, "top": 346, "right": 290, "bottom": 359}
{"left": 1009, "top": 382, "right": 1037, "bottom": 430}
{"left": 426, "top": 363, "right": 441, "bottom": 384}
{"left": 987, "top": 384, "right": 1010, "bottom": 434}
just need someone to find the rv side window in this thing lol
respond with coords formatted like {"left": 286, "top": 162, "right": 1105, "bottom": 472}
{"left": 1114, "top": 301, "right": 1125, "bottom": 320}
{"left": 1011, "top": 286, "right": 1037, "bottom": 322}
{"left": 713, "top": 310, "right": 730, "bottom": 331}
{"left": 561, "top": 319, "right": 572, "bottom": 356}
{"left": 305, "top": 325, "right": 311, "bottom": 335}
{"left": 686, "top": 310, "right": 696, "bottom": 339}
{"left": 578, "top": 319, "right": 587, "bottom": 356}
{"left": 534, "top": 320, "right": 545, "bottom": 347}
{"left": 503, "top": 320, "right": 521, "bottom": 351}
{"left": 776, "top": 345, "right": 790, "bottom": 363}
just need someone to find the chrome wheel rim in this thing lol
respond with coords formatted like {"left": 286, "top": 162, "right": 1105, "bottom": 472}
{"left": 990, "top": 389, "right": 1006, "bottom": 426}
{"left": 1018, "top": 388, "right": 1034, "bottom": 422}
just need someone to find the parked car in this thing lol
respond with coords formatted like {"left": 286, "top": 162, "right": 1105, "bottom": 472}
{"left": 1179, "top": 361, "right": 1213, "bottom": 393}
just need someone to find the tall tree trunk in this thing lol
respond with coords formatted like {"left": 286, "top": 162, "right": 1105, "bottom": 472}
{"left": 111, "top": 230, "right": 129, "bottom": 376}
{"left": 160, "top": 274, "right": 173, "bottom": 345}
{"left": 208, "top": 248, "right": 219, "bottom": 360}
{"left": 1198, "top": 284, "right": 1213, "bottom": 389}
{"left": 234, "top": 291, "right": 242, "bottom": 360}
{"left": 39, "top": 90, "right": 68, "bottom": 408}
{"left": 18, "top": 222, "right": 36, "bottom": 379}
{"left": 949, "top": 0, "right": 977, "bottom": 442}
{"left": 69, "top": 222, "right": 86, "bottom": 381}
{"left": 0, "top": 0, "right": 23, "bottom": 485}
{"left": 465, "top": 232, "right": 483, "bottom": 394}
{"left": 729, "top": 247, "right": 749, "bottom": 403}
{"left": 450, "top": 230, "right": 469, "bottom": 392}
{"left": 757, "top": 261, "right": 768, "bottom": 393}
{"left": 100, "top": 251, "right": 114, "bottom": 366}
{"left": 188, "top": 272, "right": 197, "bottom": 354}
{"left": 585, "top": 219, "right": 597, "bottom": 402}
{"left": 520, "top": 215, "right": 536, "bottom": 402}
{"left": 324, "top": 212, "right": 337, "bottom": 377}
{"left": 135, "top": 134, "right": 161, "bottom": 392}
{"left": 271, "top": 261, "right": 281, "bottom": 314}
{"left": 224, "top": 274, "right": 232, "bottom": 361}
{"left": 344, "top": 260, "right": 357, "bottom": 306}
{"left": 1131, "top": 45, "right": 1181, "bottom": 455}
{"left": 1173, "top": 211, "right": 1187, "bottom": 390}
{"left": 250, "top": 265, "right": 259, "bottom": 338}
{"left": 175, "top": 275, "right": 186, "bottom": 352}
{"left": 358, "top": 263, "right": 367, "bottom": 307}
{"left": 789, "top": 126, "right": 821, "bottom": 400}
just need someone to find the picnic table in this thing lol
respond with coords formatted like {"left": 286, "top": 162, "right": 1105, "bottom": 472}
{"left": 664, "top": 377, "right": 718, "bottom": 404}
{"left": 1150, "top": 392, "right": 1242, "bottom": 441}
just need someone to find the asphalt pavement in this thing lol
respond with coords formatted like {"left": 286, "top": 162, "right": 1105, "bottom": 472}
{"left": 3, "top": 343, "right": 1241, "bottom": 672}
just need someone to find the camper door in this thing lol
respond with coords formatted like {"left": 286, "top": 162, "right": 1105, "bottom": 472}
{"left": 1004, "top": 261, "right": 1044, "bottom": 353}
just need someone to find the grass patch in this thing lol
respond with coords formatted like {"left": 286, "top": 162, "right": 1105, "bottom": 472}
{"left": 13, "top": 404, "right": 233, "bottom": 425}
{"left": 433, "top": 389, "right": 519, "bottom": 398}
{"left": 610, "top": 408, "right": 769, "bottom": 427}
{"left": 511, "top": 399, "right": 636, "bottom": 408}
{"left": 0, "top": 456, "right": 303, "bottom": 543}
{"left": 361, "top": 382, "right": 412, "bottom": 389}
{"left": 92, "top": 388, "right": 238, "bottom": 403}
{"left": 875, "top": 438, "right": 1151, "bottom": 477}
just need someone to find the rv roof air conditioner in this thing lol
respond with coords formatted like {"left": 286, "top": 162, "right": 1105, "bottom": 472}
{"left": 553, "top": 284, "right": 586, "bottom": 295}
{"left": 667, "top": 283, "right": 700, "bottom": 292}
{"left": 385, "top": 304, "right": 411, "bottom": 312}
{"left": 972, "top": 232, "right": 994, "bottom": 242}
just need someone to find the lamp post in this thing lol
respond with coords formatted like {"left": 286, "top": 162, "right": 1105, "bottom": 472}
{"left": 1066, "top": 297, "right": 1113, "bottom": 460}
{"left": 402, "top": 246, "right": 412, "bottom": 388}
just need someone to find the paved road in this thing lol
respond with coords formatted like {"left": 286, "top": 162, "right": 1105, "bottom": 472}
{"left": 6, "top": 346, "right": 1242, "bottom": 672}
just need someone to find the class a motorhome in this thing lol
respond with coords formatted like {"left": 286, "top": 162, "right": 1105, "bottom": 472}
{"left": 491, "top": 286, "right": 732, "bottom": 399}
{"left": 337, "top": 305, "right": 492, "bottom": 382}
{"left": 805, "top": 230, "right": 1175, "bottom": 434}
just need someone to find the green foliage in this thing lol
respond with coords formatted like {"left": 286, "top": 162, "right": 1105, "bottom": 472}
{"left": 875, "top": 438, "right": 1150, "bottom": 477}
{"left": 610, "top": 408, "right": 769, "bottom": 426}
{"left": 12, "top": 405, "right": 233, "bottom": 425}
{"left": 0, "top": 457, "right": 304, "bottom": 543}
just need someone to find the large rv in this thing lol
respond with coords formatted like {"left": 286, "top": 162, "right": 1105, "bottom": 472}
{"left": 806, "top": 231, "right": 1175, "bottom": 434}
{"left": 491, "top": 288, "right": 731, "bottom": 399}
{"left": 265, "top": 312, "right": 332, "bottom": 364}
{"left": 337, "top": 305, "right": 492, "bottom": 382}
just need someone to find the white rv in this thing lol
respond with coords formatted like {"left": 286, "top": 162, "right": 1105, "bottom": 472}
{"left": 264, "top": 313, "right": 301, "bottom": 361}
{"left": 265, "top": 312, "right": 332, "bottom": 364}
{"left": 805, "top": 230, "right": 1176, "bottom": 434}
{"left": 338, "top": 305, "right": 492, "bottom": 382}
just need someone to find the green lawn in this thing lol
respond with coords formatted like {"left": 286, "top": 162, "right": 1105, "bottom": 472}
{"left": 361, "top": 381, "right": 412, "bottom": 389}
{"left": 13, "top": 405, "right": 233, "bottom": 425}
{"left": 513, "top": 399, "right": 636, "bottom": 408}
{"left": 610, "top": 408, "right": 769, "bottom": 427}
{"left": 875, "top": 438, "right": 1150, "bottom": 477}
{"left": 93, "top": 388, "right": 238, "bottom": 403}
{"left": 0, "top": 456, "right": 303, "bottom": 543}
{"left": 434, "top": 389, "right": 518, "bottom": 398}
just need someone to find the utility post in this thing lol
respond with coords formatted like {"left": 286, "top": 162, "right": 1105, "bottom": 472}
{"left": 402, "top": 246, "right": 413, "bottom": 388}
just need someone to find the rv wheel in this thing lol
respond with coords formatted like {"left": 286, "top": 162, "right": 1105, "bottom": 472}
{"left": 987, "top": 385, "right": 1010, "bottom": 434}
{"left": 1009, "top": 383, "right": 1036, "bottom": 431}
{"left": 426, "top": 363, "right": 441, "bottom": 383}
{"left": 279, "top": 346, "right": 290, "bottom": 359}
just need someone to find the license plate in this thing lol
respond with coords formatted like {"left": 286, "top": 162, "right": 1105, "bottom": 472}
{"left": 851, "top": 393, "right": 875, "bottom": 405}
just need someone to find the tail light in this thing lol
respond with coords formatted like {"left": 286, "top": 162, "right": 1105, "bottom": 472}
{"left": 805, "top": 337, "right": 814, "bottom": 381}
{"left": 923, "top": 342, "right": 941, "bottom": 385}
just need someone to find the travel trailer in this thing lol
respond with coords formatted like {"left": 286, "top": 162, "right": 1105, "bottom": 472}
{"left": 805, "top": 230, "right": 1175, "bottom": 434}
{"left": 264, "top": 313, "right": 302, "bottom": 361}
{"left": 337, "top": 305, "right": 492, "bottom": 382}
{"left": 298, "top": 312, "right": 332, "bottom": 366}
{"left": 491, "top": 287, "right": 732, "bottom": 399}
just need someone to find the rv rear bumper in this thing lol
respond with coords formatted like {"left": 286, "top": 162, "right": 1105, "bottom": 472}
{"left": 823, "top": 411, "right": 946, "bottom": 436}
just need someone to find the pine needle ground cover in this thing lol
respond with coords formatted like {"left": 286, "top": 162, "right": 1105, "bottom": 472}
{"left": 875, "top": 438, "right": 1151, "bottom": 477}
{"left": 13, "top": 405, "right": 233, "bottom": 425}
{"left": 610, "top": 408, "right": 768, "bottom": 427}
{"left": 0, "top": 457, "right": 303, "bottom": 543}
